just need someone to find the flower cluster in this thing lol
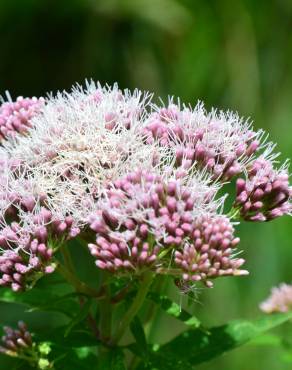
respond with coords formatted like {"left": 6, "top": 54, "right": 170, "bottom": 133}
{"left": 88, "top": 170, "right": 247, "bottom": 286}
{"left": 0, "top": 322, "right": 51, "bottom": 369}
{"left": 0, "top": 206, "right": 78, "bottom": 291}
{"left": 0, "top": 321, "right": 32, "bottom": 355}
{"left": 173, "top": 214, "right": 247, "bottom": 287}
{"left": 143, "top": 102, "right": 262, "bottom": 181}
{"left": 260, "top": 283, "right": 292, "bottom": 313}
{"left": 1, "top": 82, "right": 160, "bottom": 228}
{"left": 0, "top": 95, "right": 44, "bottom": 142}
{"left": 0, "top": 81, "right": 290, "bottom": 291}
{"left": 235, "top": 158, "right": 291, "bottom": 221}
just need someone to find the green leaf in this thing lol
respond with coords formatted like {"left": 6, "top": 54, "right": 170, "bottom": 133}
{"left": 97, "top": 348, "right": 126, "bottom": 370}
{"left": 147, "top": 291, "right": 200, "bottom": 328}
{"left": 54, "top": 348, "right": 99, "bottom": 370}
{"left": 0, "top": 288, "right": 80, "bottom": 317}
{"left": 136, "top": 356, "right": 193, "bottom": 370}
{"left": 36, "top": 327, "right": 98, "bottom": 348}
{"left": 130, "top": 316, "right": 148, "bottom": 358}
{"left": 65, "top": 298, "right": 92, "bottom": 337}
{"left": 248, "top": 333, "right": 282, "bottom": 347}
{"left": 150, "top": 312, "right": 292, "bottom": 366}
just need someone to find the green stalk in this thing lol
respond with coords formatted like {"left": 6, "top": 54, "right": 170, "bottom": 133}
{"left": 57, "top": 263, "right": 103, "bottom": 298}
{"left": 99, "top": 272, "right": 112, "bottom": 341}
{"left": 111, "top": 272, "right": 153, "bottom": 345}
{"left": 58, "top": 244, "right": 103, "bottom": 297}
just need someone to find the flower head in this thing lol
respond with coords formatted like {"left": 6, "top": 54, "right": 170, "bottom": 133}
{"left": 0, "top": 321, "right": 32, "bottom": 355}
{"left": 88, "top": 169, "right": 245, "bottom": 286}
{"left": 173, "top": 214, "right": 247, "bottom": 287}
{"left": 0, "top": 321, "right": 51, "bottom": 369}
{"left": 235, "top": 158, "right": 291, "bottom": 221}
{"left": 260, "top": 283, "right": 292, "bottom": 313}
{"left": 1, "top": 81, "right": 160, "bottom": 229}
{"left": 0, "top": 94, "right": 44, "bottom": 142}
{"left": 143, "top": 101, "right": 265, "bottom": 181}
{"left": 0, "top": 81, "right": 290, "bottom": 292}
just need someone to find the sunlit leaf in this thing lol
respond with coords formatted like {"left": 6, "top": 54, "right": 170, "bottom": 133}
{"left": 147, "top": 291, "right": 200, "bottom": 328}
{"left": 148, "top": 312, "right": 292, "bottom": 366}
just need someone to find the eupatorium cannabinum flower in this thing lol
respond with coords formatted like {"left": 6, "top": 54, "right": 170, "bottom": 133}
{"left": 0, "top": 321, "right": 33, "bottom": 355}
{"left": 88, "top": 169, "right": 247, "bottom": 286}
{"left": 1, "top": 82, "right": 161, "bottom": 228}
{"left": 0, "top": 81, "right": 291, "bottom": 292}
{"left": 235, "top": 158, "right": 291, "bottom": 221}
{"left": 0, "top": 322, "right": 51, "bottom": 369}
{"left": 143, "top": 101, "right": 264, "bottom": 181}
{"left": 260, "top": 283, "right": 292, "bottom": 313}
{"left": 0, "top": 94, "right": 44, "bottom": 141}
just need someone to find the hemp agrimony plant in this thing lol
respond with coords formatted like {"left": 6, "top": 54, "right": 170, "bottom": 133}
{"left": 0, "top": 81, "right": 291, "bottom": 369}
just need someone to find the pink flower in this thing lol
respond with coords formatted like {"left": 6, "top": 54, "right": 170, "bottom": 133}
{"left": 235, "top": 158, "right": 291, "bottom": 221}
{"left": 0, "top": 321, "right": 33, "bottom": 355}
{"left": 260, "top": 283, "right": 292, "bottom": 313}
{"left": 88, "top": 169, "right": 245, "bottom": 286}
{"left": 0, "top": 96, "right": 44, "bottom": 141}
{"left": 143, "top": 102, "right": 261, "bottom": 181}
{"left": 173, "top": 214, "right": 247, "bottom": 287}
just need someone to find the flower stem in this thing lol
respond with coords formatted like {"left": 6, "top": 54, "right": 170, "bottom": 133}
{"left": 99, "top": 272, "right": 112, "bottom": 341}
{"left": 111, "top": 272, "right": 153, "bottom": 345}
{"left": 57, "top": 263, "right": 103, "bottom": 298}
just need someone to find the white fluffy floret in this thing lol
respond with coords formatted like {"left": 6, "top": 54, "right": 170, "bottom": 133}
{"left": 1, "top": 81, "right": 165, "bottom": 227}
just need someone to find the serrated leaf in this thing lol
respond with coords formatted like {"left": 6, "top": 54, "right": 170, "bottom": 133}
{"left": 130, "top": 316, "right": 148, "bottom": 358}
{"left": 147, "top": 291, "right": 200, "bottom": 328}
{"left": 151, "top": 312, "right": 292, "bottom": 366}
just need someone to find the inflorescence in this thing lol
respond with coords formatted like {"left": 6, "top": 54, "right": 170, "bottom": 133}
{"left": 260, "top": 283, "right": 292, "bottom": 313}
{"left": 0, "top": 81, "right": 291, "bottom": 291}
{"left": 0, "top": 321, "right": 51, "bottom": 369}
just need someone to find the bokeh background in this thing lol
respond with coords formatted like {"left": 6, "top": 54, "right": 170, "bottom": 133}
{"left": 1, "top": 0, "right": 292, "bottom": 369}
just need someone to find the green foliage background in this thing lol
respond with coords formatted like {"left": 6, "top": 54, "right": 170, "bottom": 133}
{"left": 0, "top": 0, "right": 292, "bottom": 368}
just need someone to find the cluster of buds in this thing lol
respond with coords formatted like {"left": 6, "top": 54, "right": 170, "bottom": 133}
{"left": 235, "top": 158, "right": 291, "bottom": 221}
{"left": 88, "top": 169, "right": 245, "bottom": 286}
{"left": 0, "top": 96, "right": 44, "bottom": 142}
{"left": 143, "top": 103, "right": 261, "bottom": 181}
{"left": 173, "top": 215, "right": 247, "bottom": 287}
{"left": 0, "top": 208, "right": 79, "bottom": 291}
{"left": 260, "top": 283, "right": 292, "bottom": 313}
{"left": 0, "top": 322, "right": 51, "bottom": 369}
{"left": 0, "top": 240, "right": 55, "bottom": 292}
{"left": 88, "top": 170, "right": 182, "bottom": 273}
{"left": 0, "top": 321, "right": 32, "bottom": 355}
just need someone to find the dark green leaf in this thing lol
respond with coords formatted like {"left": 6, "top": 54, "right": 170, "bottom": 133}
{"left": 0, "top": 288, "right": 80, "bottom": 317}
{"left": 147, "top": 291, "right": 200, "bottom": 328}
{"left": 136, "top": 355, "right": 193, "bottom": 370}
{"left": 36, "top": 327, "right": 98, "bottom": 348}
{"left": 97, "top": 347, "right": 126, "bottom": 370}
{"left": 152, "top": 312, "right": 292, "bottom": 366}
{"left": 54, "top": 348, "right": 99, "bottom": 370}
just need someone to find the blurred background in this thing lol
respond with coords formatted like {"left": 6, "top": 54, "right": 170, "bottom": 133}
{"left": 1, "top": 0, "right": 292, "bottom": 368}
